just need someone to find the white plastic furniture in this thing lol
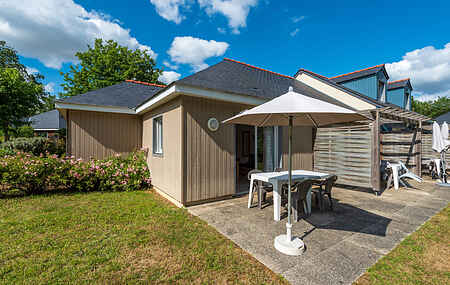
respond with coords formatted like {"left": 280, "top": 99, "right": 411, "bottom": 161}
{"left": 248, "top": 170, "right": 329, "bottom": 221}
{"left": 388, "top": 161, "right": 423, "bottom": 190}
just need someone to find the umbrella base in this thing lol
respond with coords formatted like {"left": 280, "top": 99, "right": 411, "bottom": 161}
{"left": 274, "top": 234, "right": 305, "bottom": 256}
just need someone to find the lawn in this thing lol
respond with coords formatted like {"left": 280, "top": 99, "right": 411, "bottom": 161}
{"left": 0, "top": 190, "right": 287, "bottom": 284}
{"left": 355, "top": 205, "right": 450, "bottom": 285}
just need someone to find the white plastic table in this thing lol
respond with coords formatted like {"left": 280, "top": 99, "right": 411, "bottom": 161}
{"left": 248, "top": 170, "right": 330, "bottom": 221}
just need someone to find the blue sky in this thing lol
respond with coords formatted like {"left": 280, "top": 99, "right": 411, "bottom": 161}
{"left": 2, "top": 0, "right": 450, "bottom": 101}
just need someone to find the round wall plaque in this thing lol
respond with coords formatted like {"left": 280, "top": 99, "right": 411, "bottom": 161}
{"left": 207, "top": 118, "right": 219, "bottom": 132}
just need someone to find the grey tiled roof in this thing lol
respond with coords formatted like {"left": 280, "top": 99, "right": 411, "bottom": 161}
{"left": 28, "top": 109, "right": 66, "bottom": 130}
{"left": 176, "top": 58, "right": 356, "bottom": 110}
{"left": 435, "top": 111, "right": 450, "bottom": 123}
{"left": 388, "top": 79, "right": 412, "bottom": 90}
{"left": 58, "top": 81, "right": 164, "bottom": 109}
{"left": 329, "top": 64, "right": 389, "bottom": 83}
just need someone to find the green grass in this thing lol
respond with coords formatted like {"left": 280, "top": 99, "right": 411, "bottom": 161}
{"left": 0, "top": 190, "right": 287, "bottom": 284}
{"left": 355, "top": 205, "right": 450, "bottom": 285}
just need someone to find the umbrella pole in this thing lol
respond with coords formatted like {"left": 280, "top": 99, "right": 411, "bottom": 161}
{"left": 274, "top": 115, "right": 304, "bottom": 255}
{"left": 287, "top": 116, "right": 293, "bottom": 241}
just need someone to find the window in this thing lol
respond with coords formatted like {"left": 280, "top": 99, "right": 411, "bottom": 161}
{"left": 153, "top": 116, "right": 163, "bottom": 154}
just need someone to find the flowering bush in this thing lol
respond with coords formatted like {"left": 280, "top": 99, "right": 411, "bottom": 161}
{"left": 0, "top": 151, "right": 151, "bottom": 195}
{"left": 0, "top": 137, "right": 65, "bottom": 157}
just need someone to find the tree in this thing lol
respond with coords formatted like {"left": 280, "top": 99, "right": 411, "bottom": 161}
{"left": 0, "top": 68, "right": 44, "bottom": 141}
{"left": 0, "top": 40, "right": 53, "bottom": 117}
{"left": 61, "top": 39, "right": 162, "bottom": 96}
{"left": 412, "top": 96, "right": 450, "bottom": 118}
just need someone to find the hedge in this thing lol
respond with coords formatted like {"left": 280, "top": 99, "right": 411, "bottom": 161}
{"left": 0, "top": 151, "right": 151, "bottom": 195}
{"left": 0, "top": 137, "right": 65, "bottom": 157}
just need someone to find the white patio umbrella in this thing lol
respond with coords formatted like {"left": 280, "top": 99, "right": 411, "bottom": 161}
{"left": 432, "top": 121, "right": 445, "bottom": 153}
{"left": 223, "top": 87, "right": 366, "bottom": 255}
{"left": 441, "top": 122, "right": 450, "bottom": 147}
{"left": 439, "top": 122, "right": 450, "bottom": 185}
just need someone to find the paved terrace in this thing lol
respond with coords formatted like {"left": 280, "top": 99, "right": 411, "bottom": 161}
{"left": 188, "top": 180, "right": 449, "bottom": 285}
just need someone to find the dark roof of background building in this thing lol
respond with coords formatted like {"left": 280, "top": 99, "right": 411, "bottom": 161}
{"left": 28, "top": 109, "right": 66, "bottom": 130}
{"left": 388, "top": 78, "right": 413, "bottom": 91}
{"left": 435, "top": 111, "right": 450, "bottom": 123}
{"left": 175, "top": 58, "right": 359, "bottom": 110}
{"left": 329, "top": 64, "right": 389, "bottom": 83}
{"left": 58, "top": 81, "right": 165, "bottom": 109}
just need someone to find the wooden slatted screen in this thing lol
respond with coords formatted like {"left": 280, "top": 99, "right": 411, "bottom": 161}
{"left": 314, "top": 125, "right": 372, "bottom": 188}
{"left": 380, "top": 132, "right": 420, "bottom": 174}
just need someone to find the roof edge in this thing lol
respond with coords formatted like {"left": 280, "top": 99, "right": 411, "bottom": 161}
{"left": 125, "top": 79, "right": 166, "bottom": 88}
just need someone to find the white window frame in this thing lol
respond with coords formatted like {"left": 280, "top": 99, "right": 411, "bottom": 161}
{"left": 153, "top": 116, "right": 163, "bottom": 155}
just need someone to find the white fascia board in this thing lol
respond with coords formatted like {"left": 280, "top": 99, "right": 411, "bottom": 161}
{"left": 55, "top": 102, "right": 136, "bottom": 114}
{"left": 135, "top": 85, "right": 177, "bottom": 114}
{"left": 136, "top": 84, "right": 266, "bottom": 114}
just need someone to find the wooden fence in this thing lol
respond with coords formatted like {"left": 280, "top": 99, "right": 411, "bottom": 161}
{"left": 314, "top": 124, "right": 372, "bottom": 188}
{"left": 380, "top": 130, "right": 421, "bottom": 175}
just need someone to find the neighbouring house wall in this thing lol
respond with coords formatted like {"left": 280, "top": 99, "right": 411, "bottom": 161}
{"left": 142, "top": 98, "right": 183, "bottom": 203}
{"left": 67, "top": 110, "right": 142, "bottom": 159}
{"left": 281, "top": 126, "right": 314, "bottom": 171}
{"left": 340, "top": 75, "right": 379, "bottom": 101}
{"left": 183, "top": 96, "right": 249, "bottom": 205}
{"left": 295, "top": 74, "right": 376, "bottom": 111}
{"left": 387, "top": 88, "right": 405, "bottom": 109}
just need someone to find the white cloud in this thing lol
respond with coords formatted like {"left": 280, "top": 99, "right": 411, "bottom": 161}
{"left": 150, "top": 0, "right": 258, "bottom": 34}
{"left": 44, "top": 82, "right": 55, "bottom": 93}
{"left": 0, "top": 0, "right": 156, "bottom": 69}
{"left": 290, "top": 28, "right": 299, "bottom": 37}
{"left": 291, "top": 16, "right": 305, "bottom": 23}
{"left": 149, "top": 0, "right": 188, "bottom": 24}
{"left": 167, "top": 36, "right": 229, "bottom": 71}
{"left": 163, "top": 60, "right": 179, "bottom": 70}
{"left": 26, "top": 66, "right": 39, "bottom": 74}
{"left": 198, "top": 0, "right": 258, "bottom": 34}
{"left": 386, "top": 43, "right": 450, "bottom": 102}
{"left": 158, "top": 71, "right": 181, "bottom": 84}
{"left": 217, "top": 27, "right": 226, "bottom": 34}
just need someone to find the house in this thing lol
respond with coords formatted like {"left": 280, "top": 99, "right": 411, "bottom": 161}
{"left": 387, "top": 79, "right": 412, "bottom": 110}
{"left": 27, "top": 109, "right": 66, "bottom": 138}
{"left": 56, "top": 58, "right": 429, "bottom": 206}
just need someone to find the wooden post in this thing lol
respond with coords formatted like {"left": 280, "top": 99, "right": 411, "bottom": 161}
{"left": 371, "top": 111, "right": 381, "bottom": 193}
{"left": 417, "top": 120, "right": 422, "bottom": 177}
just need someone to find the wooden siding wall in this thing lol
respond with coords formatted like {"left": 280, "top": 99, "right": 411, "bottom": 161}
{"left": 142, "top": 98, "right": 183, "bottom": 203}
{"left": 281, "top": 127, "right": 313, "bottom": 171}
{"left": 314, "top": 125, "right": 373, "bottom": 188}
{"left": 67, "top": 110, "right": 142, "bottom": 159}
{"left": 184, "top": 96, "right": 249, "bottom": 204}
{"left": 386, "top": 88, "right": 405, "bottom": 109}
{"left": 381, "top": 131, "right": 421, "bottom": 175}
{"left": 340, "top": 75, "right": 378, "bottom": 101}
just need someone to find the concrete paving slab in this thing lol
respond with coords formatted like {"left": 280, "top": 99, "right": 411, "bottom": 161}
{"left": 188, "top": 181, "right": 449, "bottom": 285}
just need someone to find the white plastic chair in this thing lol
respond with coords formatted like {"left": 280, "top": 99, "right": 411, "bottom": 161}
{"left": 398, "top": 161, "right": 423, "bottom": 186}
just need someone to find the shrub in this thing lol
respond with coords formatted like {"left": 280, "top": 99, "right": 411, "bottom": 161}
{"left": 0, "top": 137, "right": 65, "bottom": 157}
{"left": 14, "top": 125, "right": 34, "bottom": 138}
{"left": 0, "top": 151, "right": 151, "bottom": 195}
